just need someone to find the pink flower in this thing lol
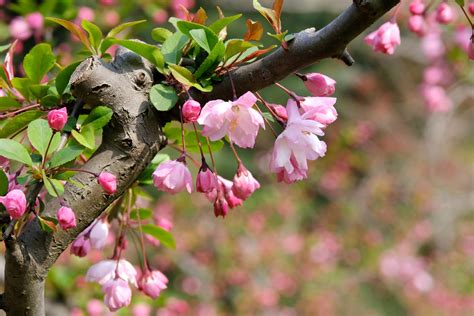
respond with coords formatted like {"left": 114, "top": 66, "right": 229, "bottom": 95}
{"left": 70, "top": 235, "right": 91, "bottom": 257}
{"left": 100, "top": 0, "right": 116, "bottom": 6}
{"left": 89, "top": 218, "right": 110, "bottom": 249}
{"left": 435, "top": 3, "right": 454, "bottom": 24}
{"left": 132, "top": 304, "right": 152, "bottom": 316}
{"left": 270, "top": 101, "right": 327, "bottom": 183}
{"left": 409, "top": 0, "right": 425, "bottom": 15}
{"left": 232, "top": 163, "right": 260, "bottom": 200}
{"left": 364, "top": 21, "right": 400, "bottom": 55}
{"left": 102, "top": 278, "right": 132, "bottom": 312}
{"left": 469, "top": 40, "right": 474, "bottom": 60}
{"left": 104, "top": 11, "right": 120, "bottom": 28}
{"left": 9, "top": 17, "right": 32, "bottom": 40}
{"left": 77, "top": 6, "right": 95, "bottom": 22}
{"left": 421, "top": 31, "right": 445, "bottom": 60}
{"left": 420, "top": 84, "right": 453, "bottom": 112}
{"left": 198, "top": 91, "right": 264, "bottom": 148}
{"left": 213, "top": 192, "right": 229, "bottom": 217}
{"left": 86, "top": 259, "right": 137, "bottom": 286}
{"left": 26, "top": 12, "right": 44, "bottom": 31}
{"left": 153, "top": 159, "right": 193, "bottom": 194}
{"left": 470, "top": 3, "right": 474, "bottom": 15}
{"left": 98, "top": 172, "right": 117, "bottom": 194}
{"left": 206, "top": 176, "right": 243, "bottom": 213}
{"left": 408, "top": 15, "right": 426, "bottom": 36}
{"left": 86, "top": 299, "right": 104, "bottom": 316}
{"left": 271, "top": 104, "right": 288, "bottom": 122}
{"left": 196, "top": 162, "right": 217, "bottom": 193}
{"left": 138, "top": 270, "right": 168, "bottom": 299}
{"left": 47, "top": 107, "right": 68, "bottom": 131}
{"left": 57, "top": 206, "right": 76, "bottom": 230}
{"left": 297, "top": 97, "right": 338, "bottom": 127}
{"left": 302, "top": 73, "right": 336, "bottom": 97}
{"left": 0, "top": 189, "right": 27, "bottom": 219}
{"left": 182, "top": 99, "right": 201, "bottom": 123}
{"left": 153, "top": 9, "right": 169, "bottom": 24}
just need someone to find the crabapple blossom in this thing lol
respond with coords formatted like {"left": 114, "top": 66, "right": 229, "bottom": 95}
{"left": 271, "top": 104, "right": 288, "bottom": 122}
{"left": 138, "top": 269, "right": 168, "bottom": 298}
{"left": 206, "top": 176, "right": 243, "bottom": 216}
{"left": 70, "top": 235, "right": 91, "bottom": 257}
{"left": 364, "top": 21, "right": 401, "bottom": 55}
{"left": 196, "top": 162, "right": 217, "bottom": 193}
{"left": 89, "top": 218, "right": 110, "bottom": 249}
{"left": 153, "top": 159, "right": 193, "bottom": 194}
{"left": 25, "top": 12, "right": 44, "bottom": 31}
{"left": 9, "top": 17, "right": 32, "bottom": 40}
{"left": 0, "top": 189, "right": 27, "bottom": 219}
{"left": 213, "top": 192, "right": 229, "bottom": 218}
{"left": 197, "top": 91, "right": 265, "bottom": 148}
{"left": 232, "top": 163, "right": 260, "bottom": 200}
{"left": 435, "top": 3, "right": 454, "bottom": 24}
{"left": 86, "top": 259, "right": 137, "bottom": 286}
{"left": 181, "top": 99, "right": 201, "bottom": 123}
{"left": 57, "top": 206, "right": 76, "bottom": 230}
{"left": 302, "top": 73, "right": 336, "bottom": 97}
{"left": 77, "top": 6, "right": 95, "bottom": 21}
{"left": 409, "top": 0, "right": 425, "bottom": 15}
{"left": 102, "top": 278, "right": 132, "bottom": 311}
{"left": 408, "top": 15, "right": 426, "bottom": 36}
{"left": 98, "top": 172, "right": 117, "bottom": 194}
{"left": 470, "top": 3, "right": 474, "bottom": 15}
{"left": 420, "top": 84, "right": 453, "bottom": 112}
{"left": 47, "top": 107, "right": 68, "bottom": 131}
{"left": 297, "top": 97, "right": 338, "bottom": 127}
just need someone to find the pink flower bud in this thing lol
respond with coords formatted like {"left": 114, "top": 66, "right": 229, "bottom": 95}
{"left": 77, "top": 6, "right": 95, "bottom": 22}
{"left": 9, "top": 17, "right": 32, "bottom": 41}
{"left": 470, "top": 3, "right": 474, "bottom": 16}
{"left": 138, "top": 270, "right": 168, "bottom": 299}
{"left": 102, "top": 279, "right": 132, "bottom": 312}
{"left": 153, "top": 9, "right": 169, "bottom": 24}
{"left": 47, "top": 107, "right": 68, "bottom": 131}
{"left": 182, "top": 99, "right": 201, "bottom": 123}
{"left": 98, "top": 172, "right": 117, "bottom": 194}
{"left": 213, "top": 192, "right": 229, "bottom": 217}
{"left": 196, "top": 162, "right": 217, "bottom": 193}
{"left": 71, "top": 235, "right": 91, "bottom": 257}
{"left": 302, "top": 73, "right": 336, "bottom": 97}
{"left": 132, "top": 303, "right": 152, "bottom": 316}
{"left": 0, "top": 189, "right": 26, "bottom": 219}
{"left": 153, "top": 159, "right": 193, "bottom": 194}
{"left": 435, "top": 3, "right": 454, "bottom": 24}
{"left": 409, "top": 0, "right": 425, "bottom": 15}
{"left": 57, "top": 206, "right": 76, "bottom": 230}
{"left": 232, "top": 164, "right": 260, "bottom": 200}
{"left": 26, "top": 12, "right": 44, "bottom": 31}
{"left": 408, "top": 15, "right": 426, "bottom": 36}
{"left": 271, "top": 104, "right": 288, "bottom": 122}
{"left": 89, "top": 218, "right": 109, "bottom": 249}
{"left": 104, "top": 11, "right": 120, "bottom": 28}
{"left": 87, "top": 299, "right": 104, "bottom": 316}
{"left": 100, "top": 0, "right": 116, "bottom": 6}
{"left": 364, "top": 22, "right": 401, "bottom": 55}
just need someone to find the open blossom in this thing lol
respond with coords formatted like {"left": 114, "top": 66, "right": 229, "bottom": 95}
{"left": 47, "top": 107, "right": 68, "bottom": 131}
{"left": 182, "top": 99, "right": 201, "bottom": 122}
{"left": 138, "top": 269, "right": 168, "bottom": 299}
{"left": 302, "top": 73, "right": 336, "bottom": 97}
{"left": 153, "top": 159, "right": 193, "bottom": 194}
{"left": 270, "top": 101, "right": 327, "bottom": 183}
{"left": 71, "top": 218, "right": 109, "bottom": 256}
{"left": 197, "top": 91, "right": 264, "bottom": 148}
{"left": 86, "top": 259, "right": 137, "bottom": 287}
{"left": 296, "top": 97, "right": 337, "bottom": 127}
{"left": 98, "top": 172, "right": 117, "bottom": 194}
{"left": 364, "top": 21, "right": 400, "bottom": 55}
{"left": 435, "top": 3, "right": 454, "bottom": 24}
{"left": 232, "top": 164, "right": 260, "bottom": 200}
{"left": 57, "top": 206, "right": 76, "bottom": 230}
{"left": 0, "top": 189, "right": 27, "bottom": 219}
{"left": 102, "top": 278, "right": 132, "bottom": 312}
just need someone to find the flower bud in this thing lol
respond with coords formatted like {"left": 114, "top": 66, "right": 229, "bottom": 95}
{"left": 435, "top": 3, "right": 454, "bottom": 24}
{"left": 102, "top": 279, "right": 132, "bottom": 312}
{"left": 408, "top": 15, "right": 426, "bottom": 36}
{"left": 77, "top": 6, "right": 95, "bottom": 22}
{"left": 196, "top": 162, "right": 217, "bottom": 193}
{"left": 409, "top": 0, "right": 425, "bottom": 15}
{"left": 213, "top": 193, "right": 229, "bottom": 217}
{"left": 271, "top": 104, "right": 288, "bottom": 122}
{"left": 98, "top": 172, "right": 117, "bottom": 194}
{"left": 47, "top": 107, "right": 68, "bottom": 131}
{"left": 232, "top": 164, "right": 260, "bottom": 200}
{"left": 70, "top": 235, "right": 91, "bottom": 257}
{"left": 302, "top": 73, "right": 336, "bottom": 97}
{"left": 182, "top": 99, "right": 201, "bottom": 123}
{"left": 9, "top": 17, "right": 32, "bottom": 40}
{"left": 470, "top": 3, "right": 474, "bottom": 16}
{"left": 0, "top": 189, "right": 27, "bottom": 219}
{"left": 89, "top": 218, "right": 109, "bottom": 249}
{"left": 138, "top": 270, "right": 168, "bottom": 299}
{"left": 25, "top": 12, "right": 44, "bottom": 31}
{"left": 57, "top": 206, "right": 76, "bottom": 230}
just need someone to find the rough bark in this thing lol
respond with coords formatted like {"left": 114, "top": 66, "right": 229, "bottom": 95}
{"left": 1, "top": 0, "right": 400, "bottom": 314}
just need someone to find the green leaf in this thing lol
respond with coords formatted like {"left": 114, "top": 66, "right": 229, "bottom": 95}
{"left": 46, "top": 17, "right": 91, "bottom": 51}
{"left": 262, "top": 111, "right": 276, "bottom": 123}
{"left": 130, "top": 208, "right": 152, "bottom": 220}
{"left": 176, "top": 21, "right": 216, "bottom": 40}
{"left": 106, "top": 20, "right": 146, "bottom": 38}
{"left": 81, "top": 20, "right": 102, "bottom": 53}
{"left": 111, "top": 39, "right": 164, "bottom": 70}
{"left": 42, "top": 170, "right": 64, "bottom": 197}
{"left": 225, "top": 39, "right": 255, "bottom": 60}
{"left": 56, "top": 61, "right": 81, "bottom": 96}
{"left": 11, "top": 78, "right": 33, "bottom": 101}
{"left": 40, "top": 95, "right": 60, "bottom": 109}
{"left": 455, "top": 0, "right": 465, "bottom": 6}
{"left": 23, "top": 43, "right": 56, "bottom": 83}
{"left": 38, "top": 215, "right": 58, "bottom": 233}
{"left": 151, "top": 28, "right": 173, "bottom": 43}
{"left": 0, "top": 110, "right": 43, "bottom": 138}
{"left": 0, "top": 168, "right": 8, "bottom": 196}
{"left": 49, "top": 143, "right": 84, "bottom": 168}
{"left": 82, "top": 106, "right": 113, "bottom": 130}
{"left": 141, "top": 224, "right": 176, "bottom": 249}
{"left": 29, "top": 84, "right": 50, "bottom": 99}
{"left": 175, "top": 130, "right": 224, "bottom": 154}
{"left": 149, "top": 84, "right": 178, "bottom": 111}
{"left": 168, "top": 64, "right": 195, "bottom": 87}
{"left": 0, "top": 139, "right": 33, "bottom": 166}
{"left": 161, "top": 32, "right": 188, "bottom": 65}
{"left": 194, "top": 41, "right": 225, "bottom": 79}
{"left": 209, "top": 14, "right": 242, "bottom": 34}
{"left": 189, "top": 28, "right": 217, "bottom": 53}
{"left": 71, "top": 126, "right": 95, "bottom": 149}
{"left": 0, "top": 96, "right": 21, "bottom": 111}
{"left": 27, "top": 119, "right": 53, "bottom": 157}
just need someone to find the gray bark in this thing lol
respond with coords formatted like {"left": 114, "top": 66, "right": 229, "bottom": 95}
{"left": 1, "top": 0, "right": 399, "bottom": 314}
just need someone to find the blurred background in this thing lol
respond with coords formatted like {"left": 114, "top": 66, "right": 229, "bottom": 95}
{"left": 1, "top": 0, "right": 473, "bottom": 315}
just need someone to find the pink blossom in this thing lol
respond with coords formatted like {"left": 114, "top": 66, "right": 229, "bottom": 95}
{"left": 182, "top": 99, "right": 201, "bottom": 123}
{"left": 217, "top": 176, "right": 243, "bottom": 208}
{"left": 206, "top": 176, "right": 242, "bottom": 215}
{"left": 470, "top": 3, "right": 474, "bottom": 15}
{"left": 408, "top": 15, "right": 426, "bottom": 36}
{"left": 0, "top": 189, "right": 27, "bottom": 219}
{"left": 271, "top": 104, "right": 288, "bottom": 122}
{"left": 47, "top": 107, "right": 68, "bottom": 131}
{"left": 86, "top": 259, "right": 137, "bottom": 286}
{"left": 232, "top": 163, "right": 260, "bottom": 200}
{"left": 421, "top": 31, "right": 445, "bottom": 60}
{"left": 213, "top": 192, "right": 229, "bottom": 217}
{"left": 89, "top": 218, "right": 110, "bottom": 249}
{"left": 132, "top": 303, "right": 152, "bottom": 316}
{"left": 70, "top": 235, "right": 91, "bottom": 257}
{"left": 196, "top": 162, "right": 217, "bottom": 193}
{"left": 104, "top": 11, "right": 120, "bottom": 28}
{"left": 302, "top": 73, "right": 336, "bottom": 97}
{"left": 153, "top": 9, "right": 169, "bottom": 24}
{"left": 435, "top": 3, "right": 454, "bottom": 24}
{"left": 454, "top": 26, "right": 471, "bottom": 52}
{"left": 153, "top": 159, "right": 193, "bottom": 194}
{"left": 9, "top": 17, "right": 32, "bottom": 40}
{"left": 420, "top": 84, "right": 453, "bottom": 112}
{"left": 197, "top": 91, "right": 264, "bottom": 148}
{"left": 57, "top": 206, "right": 76, "bottom": 230}
{"left": 409, "top": 0, "right": 425, "bottom": 15}
{"left": 297, "top": 97, "right": 337, "bottom": 127}
{"left": 469, "top": 40, "right": 474, "bottom": 60}
{"left": 102, "top": 278, "right": 132, "bottom": 311}
{"left": 364, "top": 21, "right": 401, "bottom": 55}
{"left": 26, "top": 12, "right": 44, "bottom": 31}
{"left": 100, "top": 0, "right": 116, "bottom": 6}
{"left": 138, "top": 269, "right": 168, "bottom": 298}
{"left": 86, "top": 299, "right": 104, "bottom": 316}
{"left": 98, "top": 172, "right": 117, "bottom": 194}
{"left": 77, "top": 6, "right": 95, "bottom": 22}
{"left": 270, "top": 101, "right": 327, "bottom": 183}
